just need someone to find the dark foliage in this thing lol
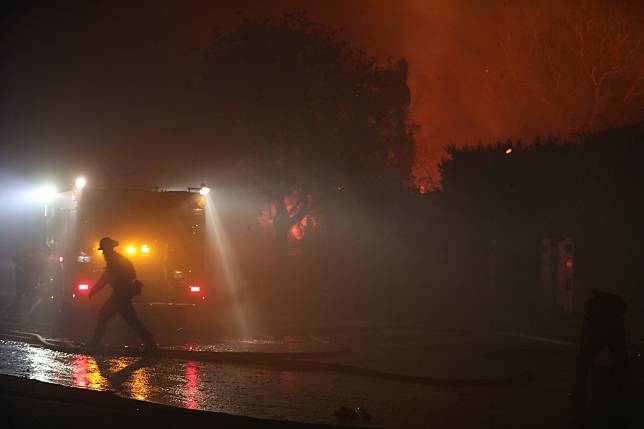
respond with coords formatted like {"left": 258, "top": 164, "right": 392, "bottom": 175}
{"left": 194, "top": 13, "right": 415, "bottom": 254}
{"left": 434, "top": 126, "right": 644, "bottom": 316}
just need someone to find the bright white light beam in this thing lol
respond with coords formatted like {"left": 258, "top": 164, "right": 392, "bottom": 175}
{"left": 34, "top": 185, "right": 56, "bottom": 202}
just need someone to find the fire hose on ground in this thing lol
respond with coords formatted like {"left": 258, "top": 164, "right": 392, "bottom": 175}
{"left": 0, "top": 327, "right": 533, "bottom": 387}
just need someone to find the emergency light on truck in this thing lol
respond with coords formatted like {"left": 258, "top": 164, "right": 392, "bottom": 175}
{"left": 122, "top": 243, "right": 152, "bottom": 256}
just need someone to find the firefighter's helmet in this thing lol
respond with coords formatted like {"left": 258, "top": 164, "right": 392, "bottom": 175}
{"left": 98, "top": 237, "right": 119, "bottom": 251}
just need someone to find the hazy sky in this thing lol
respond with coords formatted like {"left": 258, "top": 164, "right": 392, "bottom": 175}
{"left": 1, "top": 0, "right": 642, "bottom": 187}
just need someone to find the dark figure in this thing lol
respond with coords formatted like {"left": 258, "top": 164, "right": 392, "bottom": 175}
{"left": 574, "top": 290, "right": 629, "bottom": 423}
{"left": 10, "top": 248, "right": 45, "bottom": 317}
{"left": 87, "top": 237, "right": 157, "bottom": 353}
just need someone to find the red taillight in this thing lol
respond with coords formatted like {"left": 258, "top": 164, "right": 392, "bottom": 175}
{"left": 565, "top": 259, "right": 574, "bottom": 269}
{"left": 189, "top": 285, "right": 201, "bottom": 293}
{"left": 78, "top": 283, "right": 89, "bottom": 291}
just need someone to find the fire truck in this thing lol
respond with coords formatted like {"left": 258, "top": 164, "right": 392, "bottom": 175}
{"left": 47, "top": 181, "right": 211, "bottom": 314}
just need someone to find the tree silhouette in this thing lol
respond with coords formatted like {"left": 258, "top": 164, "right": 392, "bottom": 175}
{"left": 195, "top": 14, "right": 415, "bottom": 255}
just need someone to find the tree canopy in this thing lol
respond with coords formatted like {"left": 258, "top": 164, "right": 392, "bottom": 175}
{"left": 195, "top": 14, "right": 416, "bottom": 252}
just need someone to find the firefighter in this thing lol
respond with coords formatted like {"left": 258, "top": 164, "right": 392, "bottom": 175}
{"left": 573, "top": 289, "right": 629, "bottom": 422}
{"left": 10, "top": 247, "right": 44, "bottom": 318}
{"left": 87, "top": 237, "right": 157, "bottom": 353}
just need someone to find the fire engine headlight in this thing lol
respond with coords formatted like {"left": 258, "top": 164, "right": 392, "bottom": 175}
{"left": 75, "top": 177, "right": 87, "bottom": 189}
{"left": 141, "top": 244, "right": 150, "bottom": 254}
{"left": 34, "top": 185, "right": 56, "bottom": 202}
{"left": 125, "top": 245, "right": 137, "bottom": 255}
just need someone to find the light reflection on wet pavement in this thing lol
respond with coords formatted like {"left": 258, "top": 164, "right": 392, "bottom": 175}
{"left": 0, "top": 332, "right": 580, "bottom": 429}
{"left": 0, "top": 339, "right": 375, "bottom": 426}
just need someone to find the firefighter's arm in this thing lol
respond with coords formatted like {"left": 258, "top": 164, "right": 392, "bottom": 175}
{"left": 89, "top": 270, "right": 108, "bottom": 299}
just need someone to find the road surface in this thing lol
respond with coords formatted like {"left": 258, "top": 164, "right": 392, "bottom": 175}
{"left": 4, "top": 324, "right": 637, "bottom": 428}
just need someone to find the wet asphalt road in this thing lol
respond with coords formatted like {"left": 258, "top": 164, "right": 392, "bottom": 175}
{"left": 0, "top": 327, "right": 603, "bottom": 429}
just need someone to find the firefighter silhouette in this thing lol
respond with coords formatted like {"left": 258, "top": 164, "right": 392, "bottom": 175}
{"left": 87, "top": 237, "right": 157, "bottom": 352}
{"left": 574, "top": 290, "right": 629, "bottom": 422}
{"left": 10, "top": 247, "right": 46, "bottom": 317}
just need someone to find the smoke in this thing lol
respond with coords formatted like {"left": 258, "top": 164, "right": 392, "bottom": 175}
{"left": 293, "top": 0, "right": 644, "bottom": 182}
{"left": 2, "top": 0, "right": 642, "bottom": 185}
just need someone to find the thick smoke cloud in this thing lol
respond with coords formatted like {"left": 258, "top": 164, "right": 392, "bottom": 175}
{"left": 2, "top": 0, "right": 642, "bottom": 185}
{"left": 308, "top": 0, "right": 644, "bottom": 183}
